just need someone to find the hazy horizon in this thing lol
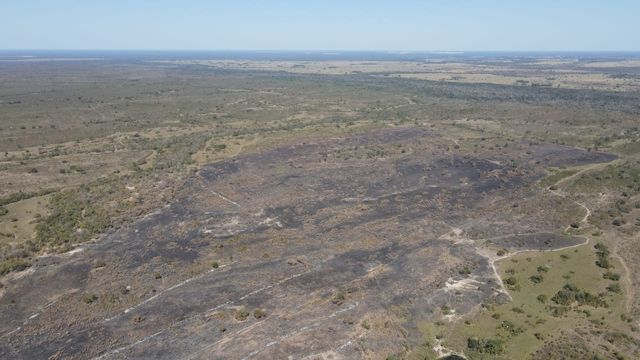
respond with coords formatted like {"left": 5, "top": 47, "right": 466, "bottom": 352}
{"left": 2, "top": 0, "right": 639, "bottom": 51}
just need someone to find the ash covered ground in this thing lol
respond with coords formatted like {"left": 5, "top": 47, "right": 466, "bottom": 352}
{"left": 0, "top": 127, "right": 616, "bottom": 359}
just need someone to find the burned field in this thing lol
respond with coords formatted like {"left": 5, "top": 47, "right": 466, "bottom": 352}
{"left": 0, "top": 126, "right": 616, "bottom": 359}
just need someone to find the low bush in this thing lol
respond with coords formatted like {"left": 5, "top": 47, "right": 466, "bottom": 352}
{"left": 500, "top": 320, "right": 524, "bottom": 335}
{"left": 331, "top": 291, "right": 346, "bottom": 305}
{"left": 537, "top": 265, "right": 549, "bottom": 273}
{"left": 235, "top": 308, "right": 250, "bottom": 321}
{"left": 606, "top": 283, "right": 622, "bottom": 294}
{"left": 530, "top": 274, "right": 544, "bottom": 284}
{"left": 253, "top": 309, "right": 267, "bottom": 319}
{"left": 82, "top": 293, "right": 98, "bottom": 304}
{"left": 603, "top": 272, "right": 620, "bottom": 281}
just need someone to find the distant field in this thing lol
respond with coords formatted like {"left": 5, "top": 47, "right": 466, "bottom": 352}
{"left": 159, "top": 57, "right": 640, "bottom": 92}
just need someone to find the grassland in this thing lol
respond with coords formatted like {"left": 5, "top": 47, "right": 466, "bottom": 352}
{"left": 437, "top": 239, "right": 631, "bottom": 359}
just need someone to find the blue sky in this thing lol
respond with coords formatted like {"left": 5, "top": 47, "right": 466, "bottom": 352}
{"left": 1, "top": 0, "right": 639, "bottom": 51}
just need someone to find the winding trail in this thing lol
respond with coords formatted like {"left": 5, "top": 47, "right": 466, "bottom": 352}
{"left": 485, "top": 185, "right": 593, "bottom": 299}
{"left": 441, "top": 185, "right": 593, "bottom": 302}
{"left": 550, "top": 161, "right": 634, "bottom": 312}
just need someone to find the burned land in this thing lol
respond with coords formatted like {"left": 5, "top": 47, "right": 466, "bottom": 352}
{"left": 1, "top": 54, "right": 640, "bottom": 359}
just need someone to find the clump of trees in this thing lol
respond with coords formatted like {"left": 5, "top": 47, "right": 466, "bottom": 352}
{"left": 551, "top": 283, "right": 608, "bottom": 308}
{"left": 35, "top": 188, "right": 110, "bottom": 252}
{"left": 594, "top": 242, "right": 612, "bottom": 269}
{"left": 467, "top": 337, "right": 504, "bottom": 354}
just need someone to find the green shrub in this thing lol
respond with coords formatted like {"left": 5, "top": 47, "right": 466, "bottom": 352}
{"left": 594, "top": 242, "right": 609, "bottom": 254}
{"left": 500, "top": 320, "right": 524, "bottom": 335}
{"left": 458, "top": 266, "right": 472, "bottom": 276}
{"left": 235, "top": 308, "right": 250, "bottom": 321}
{"left": 603, "top": 272, "right": 621, "bottom": 281}
{"left": 606, "top": 283, "right": 622, "bottom": 294}
{"left": 331, "top": 291, "right": 346, "bottom": 305}
{"left": 530, "top": 274, "right": 544, "bottom": 284}
{"left": 253, "top": 309, "right": 267, "bottom": 319}
{"left": 548, "top": 305, "right": 570, "bottom": 317}
{"left": 537, "top": 265, "right": 549, "bottom": 273}
{"left": 82, "top": 293, "right": 98, "bottom": 304}
{"left": 504, "top": 276, "right": 518, "bottom": 286}
{"left": 552, "top": 288, "right": 575, "bottom": 306}
{"left": 504, "top": 276, "right": 520, "bottom": 291}
{"left": 0, "top": 257, "right": 31, "bottom": 275}
{"left": 596, "top": 257, "right": 611, "bottom": 269}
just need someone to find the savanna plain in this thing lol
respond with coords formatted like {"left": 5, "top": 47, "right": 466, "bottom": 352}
{"left": 1, "top": 53, "right": 640, "bottom": 359}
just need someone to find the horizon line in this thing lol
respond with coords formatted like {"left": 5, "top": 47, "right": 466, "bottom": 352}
{"left": 2, "top": 49, "right": 640, "bottom": 53}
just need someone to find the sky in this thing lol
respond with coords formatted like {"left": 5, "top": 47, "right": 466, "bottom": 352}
{"left": 1, "top": 0, "right": 639, "bottom": 51}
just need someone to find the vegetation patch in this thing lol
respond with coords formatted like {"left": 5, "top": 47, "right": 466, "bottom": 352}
{"left": 0, "top": 256, "right": 31, "bottom": 275}
{"left": 35, "top": 188, "right": 110, "bottom": 252}
{"left": 0, "top": 189, "right": 56, "bottom": 207}
{"left": 550, "top": 283, "right": 608, "bottom": 308}
{"left": 539, "top": 169, "right": 578, "bottom": 188}
{"left": 467, "top": 337, "right": 504, "bottom": 355}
